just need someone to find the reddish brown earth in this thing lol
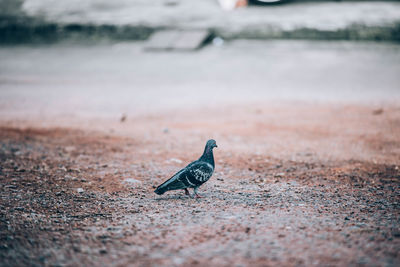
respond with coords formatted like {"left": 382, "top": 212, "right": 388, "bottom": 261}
{"left": 0, "top": 103, "right": 399, "bottom": 266}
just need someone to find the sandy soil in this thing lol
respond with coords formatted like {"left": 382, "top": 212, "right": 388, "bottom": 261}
{"left": 0, "top": 102, "right": 399, "bottom": 266}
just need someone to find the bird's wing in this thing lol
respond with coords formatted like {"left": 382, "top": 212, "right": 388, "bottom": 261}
{"left": 184, "top": 161, "right": 214, "bottom": 185}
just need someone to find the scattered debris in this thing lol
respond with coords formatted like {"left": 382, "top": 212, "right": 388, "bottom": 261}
{"left": 123, "top": 178, "right": 142, "bottom": 185}
{"left": 212, "top": 37, "right": 224, "bottom": 47}
{"left": 76, "top": 188, "right": 84, "bottom": 193}
{"left": 167, "top": 158, "right": 183, "bottom": 164}
{"left": 372, "top": 108, "right": 384, "bottom": 115}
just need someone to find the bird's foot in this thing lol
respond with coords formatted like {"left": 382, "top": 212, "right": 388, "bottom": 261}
{"left": 184, "top": 189, "right": 193, "bottom": 198}
{"left": 194, "top": 193, "right": 204, "bottom": 198}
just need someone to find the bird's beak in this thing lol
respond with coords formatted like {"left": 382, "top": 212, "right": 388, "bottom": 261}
{"left": 215, "top": 144, "right": 218, "bottom": 148}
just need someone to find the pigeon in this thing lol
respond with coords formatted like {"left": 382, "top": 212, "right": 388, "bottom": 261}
{"left": 154, "top": 139, "right": 217, "bottom": 198}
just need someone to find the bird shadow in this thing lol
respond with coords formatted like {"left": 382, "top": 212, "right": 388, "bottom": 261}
{"left": 154, "top": 194, "right": 203, "bottom": 201}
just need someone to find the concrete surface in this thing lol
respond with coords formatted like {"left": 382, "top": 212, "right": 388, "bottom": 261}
{"left": 0, "top": 40, "right": 399, "bottom": 121}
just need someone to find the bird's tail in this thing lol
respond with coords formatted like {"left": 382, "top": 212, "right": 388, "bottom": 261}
{"left": 154, "top": 185, "right": 167, "bottom": 195}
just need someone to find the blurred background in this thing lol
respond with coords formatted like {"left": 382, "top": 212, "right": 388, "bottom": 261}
{"left": 0, "top": 0, "right": 400, "bottom": 120}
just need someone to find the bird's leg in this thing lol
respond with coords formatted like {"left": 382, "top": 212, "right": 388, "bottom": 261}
{"left": 193, "top": 187, "right": 203, "bottom": 198}
{"left": 184, "top": 188, "right": 192, "bottom": 198}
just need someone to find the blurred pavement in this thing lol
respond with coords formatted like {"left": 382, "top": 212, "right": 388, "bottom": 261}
{"left": 1, "top": 0, "right": 400, "bottom": 42}
{"left": 0, "top": 40, "right": 399, "bottom": 120}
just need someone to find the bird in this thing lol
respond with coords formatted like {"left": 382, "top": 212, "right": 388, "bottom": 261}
{"left": 154, "top": 139, "right": 217, "bottom": 198}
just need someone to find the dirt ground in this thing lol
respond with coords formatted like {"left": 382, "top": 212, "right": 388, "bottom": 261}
{"left": 0, "top": 102, "right": 399, "bottom": 266}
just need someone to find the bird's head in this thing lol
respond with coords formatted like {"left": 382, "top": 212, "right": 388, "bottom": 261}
{"left": 206, "top": 139, "right": 218, "bottom": 149}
